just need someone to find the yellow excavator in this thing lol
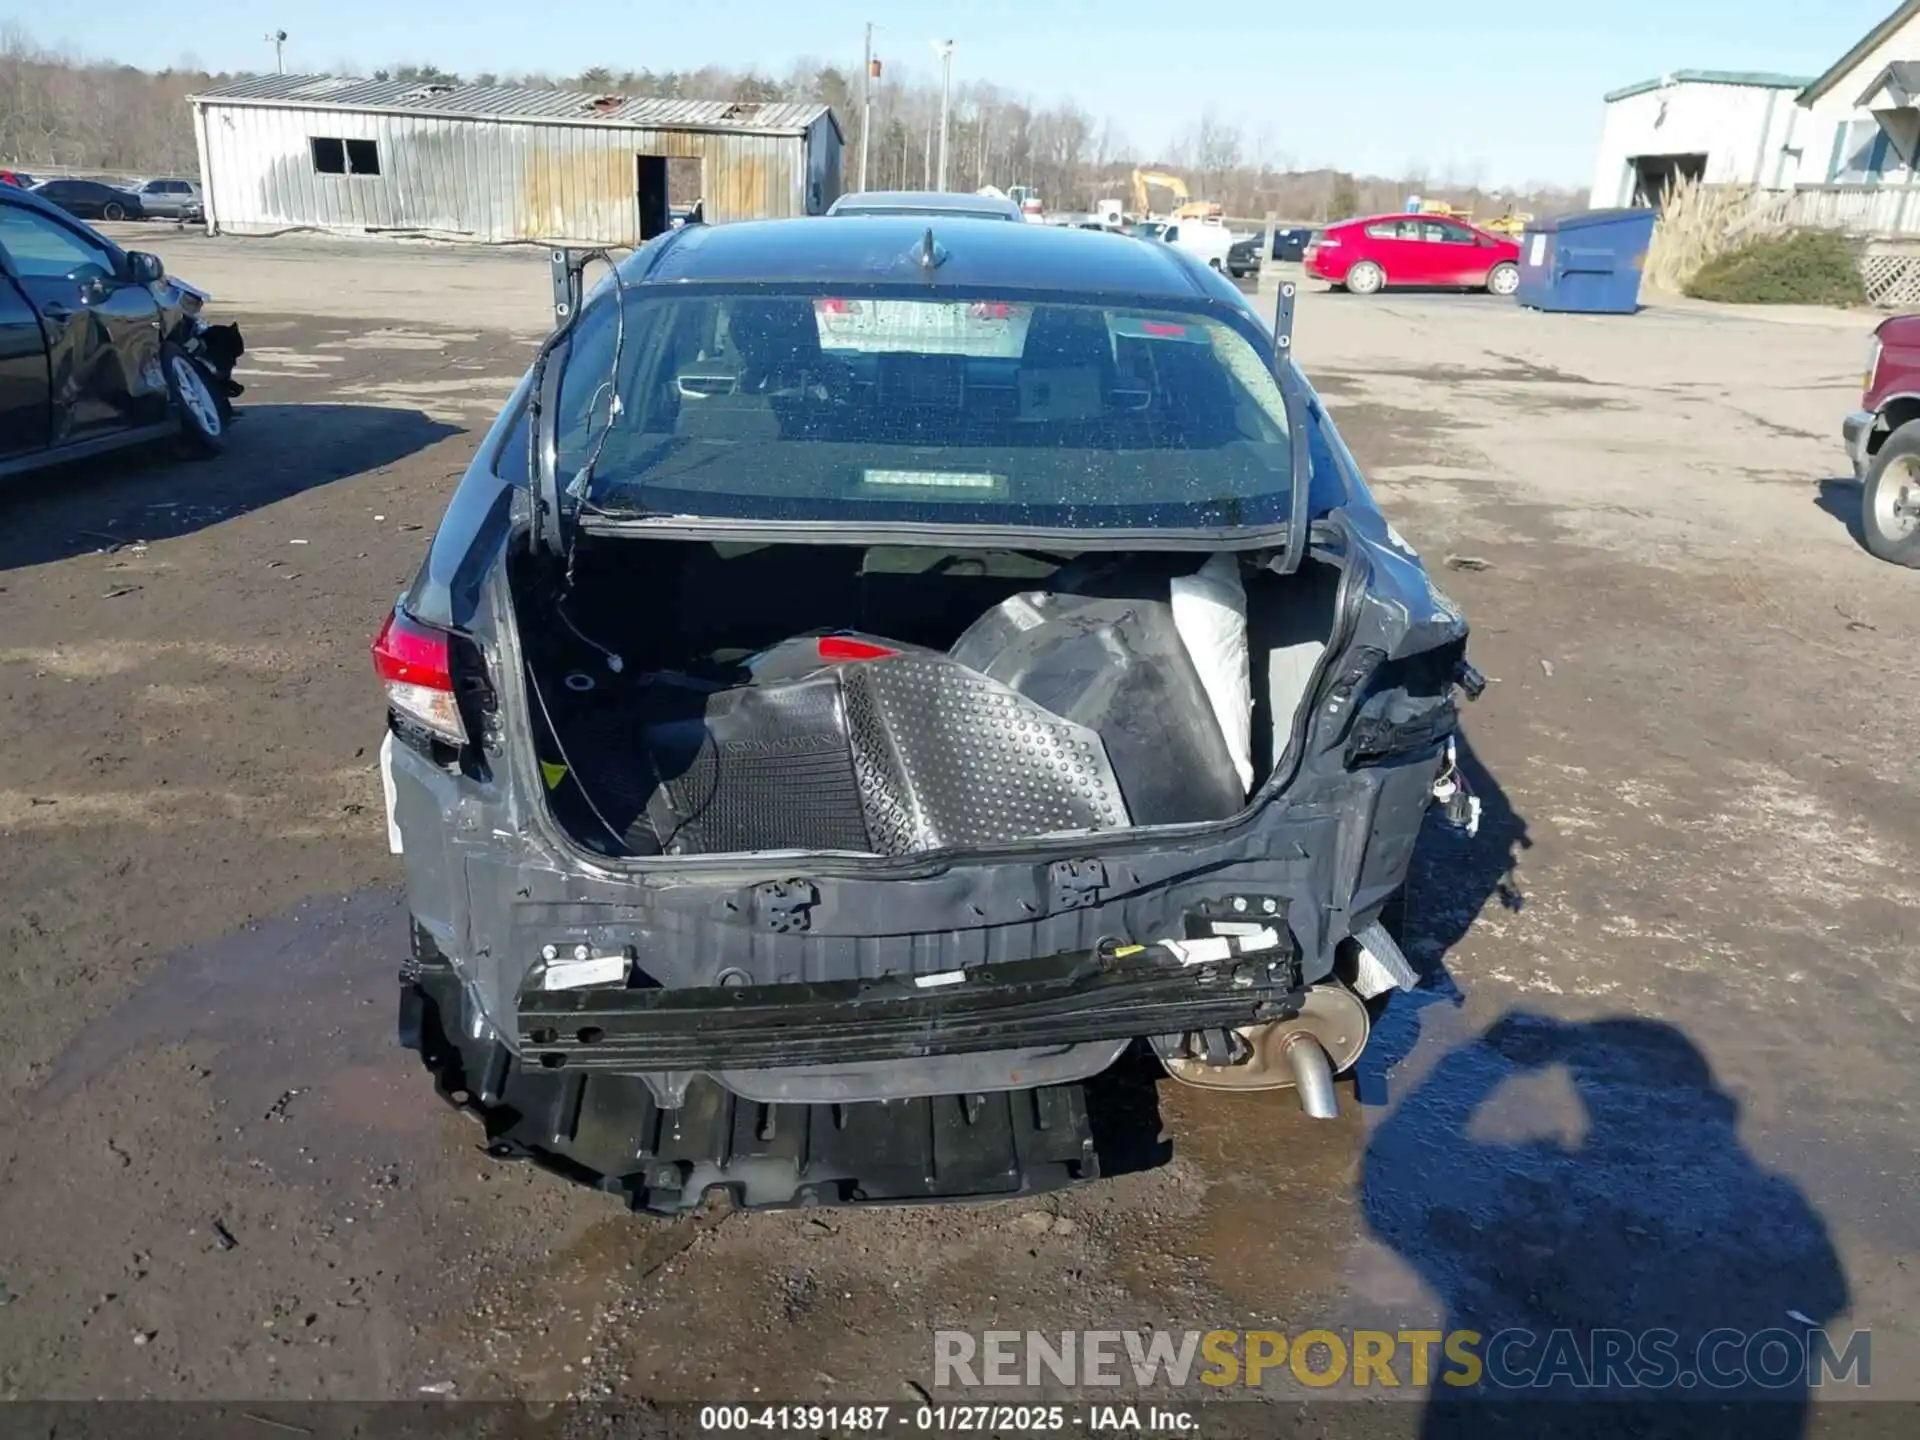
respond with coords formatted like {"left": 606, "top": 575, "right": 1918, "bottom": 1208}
{"left": 1130, "top": 168, "right": 1222, "bottom": 222}
{"left": 1416, "top": 197, "right": 1532, "bottom": 238}
{"left": 1480, "top": 208, "right": 1534, "bottom": 239}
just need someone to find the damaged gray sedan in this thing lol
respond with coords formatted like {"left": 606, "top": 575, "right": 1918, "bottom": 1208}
{"left": 375, "top": 216, "right": 1482, "bottom": 1212}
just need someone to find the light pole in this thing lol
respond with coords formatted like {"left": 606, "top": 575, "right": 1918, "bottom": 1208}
{"left": 264, "top": 30, "right": 287, "bottom": 74}
{"left": 934, "top": 40, "right": 954, "bottom": 192}
{"left": 858, "top": 24, "right": 877, "bottom": 193}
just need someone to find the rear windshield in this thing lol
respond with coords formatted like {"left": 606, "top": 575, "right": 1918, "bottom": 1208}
{"left": 832, "top": 204, "right": 1016, "bottom": 222}
{"left": 552, "top": 285, "right": 1294, "bottom": 529}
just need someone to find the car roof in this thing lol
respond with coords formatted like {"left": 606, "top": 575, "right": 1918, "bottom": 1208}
{"left": 9, "top": 183, "right": 95, "bottom": 217}
{"left": 639, "top": 215, "right": 1213, "bottom": 299}
{"left": 1338, "top": 212, "right": 1481, "bottom": 228}
{"left": 827, "top": 190, "right": 1022, "bottom": 218}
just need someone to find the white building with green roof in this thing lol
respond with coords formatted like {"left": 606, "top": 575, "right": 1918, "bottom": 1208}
{"left": 1591, "top": 1, "right": 1920, "bottom": 231}
{"left": 1590, "top": 71, "right": 1813, "bottom": 208}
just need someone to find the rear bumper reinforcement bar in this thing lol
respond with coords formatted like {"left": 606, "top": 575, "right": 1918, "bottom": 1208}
{"left": 517, "top": 941, "right": 1305, "bottom": 1071}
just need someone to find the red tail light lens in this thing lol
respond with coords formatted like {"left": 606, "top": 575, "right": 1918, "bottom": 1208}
{"left": 814, "top": 297, "right": 863, "bottom": 316}
{"left": 817, "top": 635, "right": 898, "bottom": 662}
{"left": 373, "top": 607, "right": 467, "bottom": 744}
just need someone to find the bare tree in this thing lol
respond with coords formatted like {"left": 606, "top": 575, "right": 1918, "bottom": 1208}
{"left": 0, "top": 22, "right": 1588, "bottom": 218}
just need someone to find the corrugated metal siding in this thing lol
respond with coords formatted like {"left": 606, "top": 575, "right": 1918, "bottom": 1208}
{"left": 197, "top": 101, "right": 825, "bottom": 243}
{"left": 190, "top": 74, "right": 833, "bottom": 135}
{"left": 1589, "top": 83, "right": 1803, "bottom": 204}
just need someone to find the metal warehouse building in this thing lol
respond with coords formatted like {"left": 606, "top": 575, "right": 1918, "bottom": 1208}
{"left": 187, "top": 75, "right": 843, "bottom": 244}
{"left": 1589, "top": 71, "right": 1813, "bottom": 208}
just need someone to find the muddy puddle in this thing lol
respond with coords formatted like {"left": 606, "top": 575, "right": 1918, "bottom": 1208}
{"left": 31, "top": 886, "right": 446, "bottom": 1184}
{"left": 13, "top": 877, "right": 1867, "bottom": 1407}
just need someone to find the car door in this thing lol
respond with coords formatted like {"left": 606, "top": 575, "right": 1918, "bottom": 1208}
{"left": 0, "top": 201, "right": 166, "bottom": 443}
{"left": 48, "top": 181, "right": 99, "bottom": 218}
{"left": 137, "top": 180, "right": 172, "bottom": 218}
{"left": 30, "top": 181, "right": 72, "bottom": 215}
{"left": 1421, "top": 219, "right": 1486, "bottom": 285}
{"left": 1360, "top": 220, "right": 1423, "bottom": 284}
{"left": 1387, "top": 220, "right": 1445, "bottom": 285}
{"left": 0, "top": 259, "right": 50, "bottom": 458}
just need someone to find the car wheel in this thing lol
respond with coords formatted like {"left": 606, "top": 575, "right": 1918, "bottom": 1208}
{"left": 102, "top": 201, "right": 126, "bottom": 221}
{"left": 164, "top": 343, "right": 227, "bottom": 457}
{"left": 1345, "top": 260, "right": 1385, "bottom": 296}
{"left": 1486, "top": 261, "right": 1520, "bottom": 297}
{"left": 1861, "top": 425, "right": 1920, "bottom": 567}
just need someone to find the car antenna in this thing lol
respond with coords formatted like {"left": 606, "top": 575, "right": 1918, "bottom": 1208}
{"left": 918, "top": 226, "right": 941, "bottom": 276}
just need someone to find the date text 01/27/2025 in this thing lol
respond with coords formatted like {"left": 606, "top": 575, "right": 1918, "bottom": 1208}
{"left": 696, "top": 1404, "right": 1202, "bottom": 1433}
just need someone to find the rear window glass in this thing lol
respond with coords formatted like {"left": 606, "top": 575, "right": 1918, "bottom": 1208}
{"left": 833, "top": 204, "right": 1015, "bottom": 222}
{"left": 554, "top": 287, "right": 1297, "bottom": 530}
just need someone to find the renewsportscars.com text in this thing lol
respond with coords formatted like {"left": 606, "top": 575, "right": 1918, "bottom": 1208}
{"left": 934, "top": 1327, "right": 1870, "bottom": 1391}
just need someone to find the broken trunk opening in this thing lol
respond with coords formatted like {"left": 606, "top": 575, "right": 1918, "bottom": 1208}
{"left": 510, "top": 536, "right": 1345, "bottom": 860}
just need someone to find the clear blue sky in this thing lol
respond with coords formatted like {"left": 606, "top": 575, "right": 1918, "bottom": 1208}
{"left": 14, "top": 0, "right": 1900, "bottom": 185}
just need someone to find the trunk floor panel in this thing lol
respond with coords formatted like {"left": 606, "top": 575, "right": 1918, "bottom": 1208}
{"left": 553, "top": 674, "right": 873, "bottom": 855}
{"left": 402, "top": 974, "right": 1102, "bottom": 1213}
{"left": 546, "top": 653, "right": 1130, "bottom": 858}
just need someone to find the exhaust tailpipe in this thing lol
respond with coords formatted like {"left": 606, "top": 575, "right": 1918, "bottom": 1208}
{"left": 1277, "top": 1030, "right": 1339, "bottom": 1119}
{"left": 1158, "top": 983, "right": 1368, "bottom": 1117}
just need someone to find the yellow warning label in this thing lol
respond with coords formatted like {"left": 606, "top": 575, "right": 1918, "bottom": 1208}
{"left": 540, "top": 761, "right": 568, "bottom": 790}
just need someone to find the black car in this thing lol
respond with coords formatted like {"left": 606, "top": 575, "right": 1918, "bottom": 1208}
{"left": 1227, "top": 226, "right": 1320, "bottom": 277}
{"left": 377, "top": 216, "right": 1480, "bottom": 1213}
{"left": 1, "top": 184, "right": 241, "bottom": 479}
{"left": 30, "top": 177, "right": 146, "bottom": 222}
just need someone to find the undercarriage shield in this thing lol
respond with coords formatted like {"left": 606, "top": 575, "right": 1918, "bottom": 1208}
{"left": 405, "top": 972, "right": 1101, "bottom": 1213}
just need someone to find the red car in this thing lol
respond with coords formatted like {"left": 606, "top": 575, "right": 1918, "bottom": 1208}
{"left": 1304, "top": 214, "right": 1521, "bottom": 297}
{"left": 1844, "top": 314, "right": 1920, "bottom": 567}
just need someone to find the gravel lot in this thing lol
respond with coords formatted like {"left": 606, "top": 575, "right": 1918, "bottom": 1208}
{"left": 1, "top": 227, "right": 1913, "bottom": 1426}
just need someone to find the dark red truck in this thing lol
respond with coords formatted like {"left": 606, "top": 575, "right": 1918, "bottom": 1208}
{"left": 1847, "top": 315, "right": 1920, "bottom": 567}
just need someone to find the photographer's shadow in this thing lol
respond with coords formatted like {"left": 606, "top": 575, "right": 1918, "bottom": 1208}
{"left": 1363, "top": 1011, "right": 1848, "bottom": 1438}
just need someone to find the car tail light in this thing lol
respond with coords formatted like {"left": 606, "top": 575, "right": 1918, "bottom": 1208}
{"left": 1314, "top": 237, "right": 1339, "bottom": 249}
{"left": 817, "top": 635, "right": 898, "bottom": 662}
{"left": 373, "top": 606, "right": 467, "bottom": 745}
{"left": 815, "top": 297, "right": 863, "bottom": 316}
{"left": 968, "top": 301, "right": 1022, "bottom": 320}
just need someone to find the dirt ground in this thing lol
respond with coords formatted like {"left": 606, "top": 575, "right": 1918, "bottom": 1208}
{"left": 0, "top": 228, "right": 1915, "bottom": 1428}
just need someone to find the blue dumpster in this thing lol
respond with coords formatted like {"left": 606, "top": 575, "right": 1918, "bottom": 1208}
{"left": 1515, "top": 208, "right": 1657, "bottom": 314}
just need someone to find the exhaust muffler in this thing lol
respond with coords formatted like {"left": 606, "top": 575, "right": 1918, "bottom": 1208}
{"left": 1160, "top": 983, "right": 1369, "bottom": 1118}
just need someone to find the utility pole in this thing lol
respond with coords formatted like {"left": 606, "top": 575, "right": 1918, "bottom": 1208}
{"left": 265, "top": 30, "right": 287, "bottom": 74}
{"left": 934, "top": 40, "right": 954, "bottom": 192}
{"left": 858, "top": 24, "right": 875, "bottom": 193}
